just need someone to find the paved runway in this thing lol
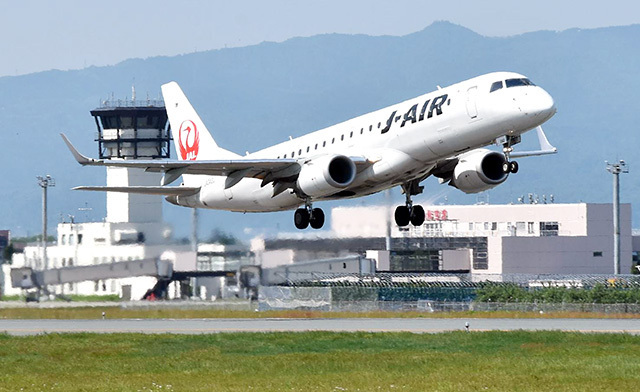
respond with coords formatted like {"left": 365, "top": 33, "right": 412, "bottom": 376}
{"left": 1, "top": 318, "right": 639, "bottom": 335}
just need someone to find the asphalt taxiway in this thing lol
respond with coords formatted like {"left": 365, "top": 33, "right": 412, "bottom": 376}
{"left": 0, "top": 318, "right": 638, "bottom": 335}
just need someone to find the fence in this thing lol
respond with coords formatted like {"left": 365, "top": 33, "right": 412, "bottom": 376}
{"left": 258, "top": 282, "right": 640, "bottom": 314}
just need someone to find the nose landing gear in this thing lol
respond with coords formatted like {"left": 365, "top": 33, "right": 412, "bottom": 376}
{"left": 500, "top": 135, "right": 520, "bottom": 174}
{"left": 294, "top": 202, "right": 325, "bottom": 230}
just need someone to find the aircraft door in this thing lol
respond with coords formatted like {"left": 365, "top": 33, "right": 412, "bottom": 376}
{"left": 465, "top": 86, "right": 478, "bottom": 119}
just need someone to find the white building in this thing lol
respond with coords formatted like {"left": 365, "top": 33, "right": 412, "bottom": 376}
{"left": 331, "top": 203, "right": 633, "bottom": 275}
{"left": 5, "top": 102, "right": 193, "bottom": 300}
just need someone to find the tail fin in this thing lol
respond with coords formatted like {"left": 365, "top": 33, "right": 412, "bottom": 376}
{"left": 161, "top": 82, "right": 239, "bottom": 162}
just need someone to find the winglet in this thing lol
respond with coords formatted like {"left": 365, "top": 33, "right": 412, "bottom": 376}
{"left": 60, "top": 133, "right": 97, "bottom": 165}
{"left": 509, "top": 127, "right": 558, "bottom": 158}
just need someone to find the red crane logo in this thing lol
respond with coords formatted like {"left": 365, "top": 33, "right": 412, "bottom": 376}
{"left": 178, "top": 120, "right": 199, "bottom": 160}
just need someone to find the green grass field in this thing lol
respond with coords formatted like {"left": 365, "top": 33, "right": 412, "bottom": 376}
{"left": 0, "top": 331, "right": 638, "bottom": 391}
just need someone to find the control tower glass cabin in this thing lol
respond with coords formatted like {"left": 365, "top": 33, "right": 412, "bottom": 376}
{"left": 91, "top": 101, "right": 171, "bottom": 160}
{"left": 90, "top": 100, "right": 172, "bottom": 224}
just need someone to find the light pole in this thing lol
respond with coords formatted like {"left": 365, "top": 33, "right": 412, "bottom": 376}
{"left": 37, "top": 175, "right": 55, "bottom": 271}
{"left": 605, "top": 160, "right": 628, "bottom": 275}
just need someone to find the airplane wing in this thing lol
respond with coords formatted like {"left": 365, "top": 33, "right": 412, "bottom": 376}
{"left": 62, "top": 133, "right": 371, "bottom": 189}
{"left": 73, "top": 186, "right": 201, "bottom": 196}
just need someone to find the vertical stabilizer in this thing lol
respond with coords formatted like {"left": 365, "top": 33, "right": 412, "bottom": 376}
{"left": 161, "top": 82, "right": 239, "bottom": 161}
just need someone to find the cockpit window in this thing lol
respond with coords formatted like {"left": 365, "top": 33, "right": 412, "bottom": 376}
{"left": 490, "top": 81, "right": 503, "bottom": 93}
{"left": 505, "top": 78, "right": 535, "bottom": 88}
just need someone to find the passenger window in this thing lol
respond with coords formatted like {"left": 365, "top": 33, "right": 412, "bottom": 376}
{"left": 298, "top": 149, "right": 302, "bottom": 155}
{"left": 377, "top": 122, "right": 381, "bottom": 128}
{"left": 490, "top": 81, "right": 503, "bottom": 92}
{"left": 369, "top": 125, "right": 372, "bottom": 132}
{"left": 332, "top": 138, "right": 335, "bottom": 144}
{"left": 323, "top": 141, "right": 326, "bottom": 147}
{"left": 284, "top": 154, "right": 287, "bottom": 158}
{"left": 341, "top": 135, "right": 344, "bottom": 141}
{"left": 306, "top": 146, "right": 310, "bottom": 153}
{"left": 291, "top": 151, "right": 295, "bottom": 157}
{"left": 360, "top": 128, "right": 363, "bottom": 134}
{"left": 350, "top": 131, "right": 353, "bottom": 138}
{"left": 315, "top": 144, "right": 318, "bottom": 150}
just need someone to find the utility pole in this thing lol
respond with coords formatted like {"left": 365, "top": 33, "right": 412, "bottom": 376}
{"left": 606, "top": 160, "right": 628, "bottom": 275}
{"left": 385, "top": 189, "right": 391, "bottom": 251}
{"left": 37, "top": 175, "right": 55, "bottom": 271}
{"left": 191, "top": 208, "right": 198, "bottom": 253}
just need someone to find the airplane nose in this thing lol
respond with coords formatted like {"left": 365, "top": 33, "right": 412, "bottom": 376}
{"left": 529, "top": 88, "right": 556, "bottom": 120}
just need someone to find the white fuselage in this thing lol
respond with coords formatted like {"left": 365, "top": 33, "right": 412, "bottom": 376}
{"left": 185, "top": 72, "right": 556, "bottom": 212}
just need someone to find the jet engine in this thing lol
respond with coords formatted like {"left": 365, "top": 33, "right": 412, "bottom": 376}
{"left": 296, "top": 154, "right": 356, "bottom": 197}
{"left": 449, "top": 149, "right": 508, "bottom": 194}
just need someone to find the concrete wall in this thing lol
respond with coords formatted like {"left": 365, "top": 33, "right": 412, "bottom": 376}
{"left": 500, "top": 235, "right": 633, "bottom": 274}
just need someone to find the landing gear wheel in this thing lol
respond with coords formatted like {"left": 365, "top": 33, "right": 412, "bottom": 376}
{"left": 395, "top": 206, "right": 410, "bottom": 227}
{"left": 510, "top": 161, "right": 519, "bottom": 174}
{"left": 294, "top": 208, "right": 310, "bottom": 229}
{"left": 309, "top": 208, "right": 325, "bottom": 229}
{"left": 410, "top": 205, "right": 425, "bottom": 226}
{"left": 503, "top": 162, "right": 511, "bottom": 173}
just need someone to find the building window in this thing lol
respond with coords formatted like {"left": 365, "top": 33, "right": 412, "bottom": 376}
{"left": 491, "top": 222, "right": 497, "bottom": 231}
{"left": 69, "top": 234, "right": 75, "bottom": 245}
{"left": 593, "top": 251, "right": 603, "bottom": 257}
{"left": 61, "top": 234, "right": 66, "bottom": 245}
{"left": 540, "top": 222, "right": 559, "bottom": 236}
{"left": 527, "top": 222, "right": 535, "bottom": 234}
{"left": 77, "top": 234, "right": 83, "bottom": 244}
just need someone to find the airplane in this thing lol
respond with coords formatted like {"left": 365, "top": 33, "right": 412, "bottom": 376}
{"left": 62, "top": 71, "right": 557, "bottom": 230}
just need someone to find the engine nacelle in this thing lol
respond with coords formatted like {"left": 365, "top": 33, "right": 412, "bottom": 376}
{"left": 297, "top": 154, "right": 356, "bottom": 197}
{"left": 450, "top": 149, "right": 508, "bottom": 194}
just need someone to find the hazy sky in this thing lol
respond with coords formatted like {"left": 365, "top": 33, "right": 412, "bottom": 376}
{"left": 0, "top": 0, "right": 638, "bottom": 77}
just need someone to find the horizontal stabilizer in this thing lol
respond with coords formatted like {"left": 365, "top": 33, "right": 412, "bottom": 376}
{"left": 73, "top": 186, "right": 200, "bottom": 196}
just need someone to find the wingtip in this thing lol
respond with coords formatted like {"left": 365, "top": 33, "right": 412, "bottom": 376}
{"left": 60, "top": 133, "right": 94, "bottom": 165}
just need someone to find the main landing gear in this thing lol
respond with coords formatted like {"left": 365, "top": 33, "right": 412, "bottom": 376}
{"left": 394, "top": 181, "right": 426, "bottom": 227}
{"left": 501, "top": 135, "right": 519, "bottom": 174}
{"left": 294, "top": 202, "right": 325, "bottom": 230}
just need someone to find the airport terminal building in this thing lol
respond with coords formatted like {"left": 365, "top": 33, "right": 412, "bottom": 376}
{"left": 255, "top": 202, "right": 634, "bottom": 275}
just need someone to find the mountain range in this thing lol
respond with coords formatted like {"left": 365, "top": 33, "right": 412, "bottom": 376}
{"left": 1, "top": 21, "right": 639, "bottom": 239}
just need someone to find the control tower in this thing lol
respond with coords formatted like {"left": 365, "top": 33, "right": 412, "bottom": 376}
{"left": 90, "top": 95, "right": 171, "bottom": 223}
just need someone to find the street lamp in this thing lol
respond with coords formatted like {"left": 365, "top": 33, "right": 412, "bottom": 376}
{"left": 605, "top": 160, "right": 628, "bottom": 275}
{"left": 36, "top": 175, "right": 55, "bottom": 271}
